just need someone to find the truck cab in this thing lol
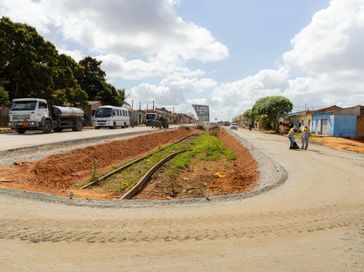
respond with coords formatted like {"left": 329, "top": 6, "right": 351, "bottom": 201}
{"left": 9, "top": 98, "right": 50, "bottom": 134}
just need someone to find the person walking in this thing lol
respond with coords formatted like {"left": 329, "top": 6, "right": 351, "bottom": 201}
{"left": 301, "top": 125, "right": 310, "bottom": 150}
{"left": 288, "top": 125, "right": 296, "bottom": 149}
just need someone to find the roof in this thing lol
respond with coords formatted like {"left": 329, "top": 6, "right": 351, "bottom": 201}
{"left": 286, "top": 110, "right": 311, "bottom": 117}
{"left": 12, "top": 98, "right": 44, "bottom": 102}
{"left": 312, "top": 105, "right": 342, "bottom": 114}
{"left": 86, "top": 101, "right": 102, "bottom": 105}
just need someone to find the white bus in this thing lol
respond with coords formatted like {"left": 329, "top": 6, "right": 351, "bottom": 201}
{"left": 92, "top": 106, "right": 130, "bottom": 129}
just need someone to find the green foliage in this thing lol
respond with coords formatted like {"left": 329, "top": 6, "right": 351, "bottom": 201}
{"left": 0, "top": 17, "right": 123, "bottom": 107}
{"left": 0, "top": 85, "right": 9, "bottom": 106}
{"left": 243, "top": 108, "right": 255, "bottom": 124}
{"left": 252, "top": 96, "right": 293, "bottom": 132}
{"left": 171, "top": 133, "right": 236, "bottom": 169}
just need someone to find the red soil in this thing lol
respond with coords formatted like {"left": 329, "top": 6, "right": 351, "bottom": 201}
{"left": 0, "top": 127, "right": 195, "bottom": 196}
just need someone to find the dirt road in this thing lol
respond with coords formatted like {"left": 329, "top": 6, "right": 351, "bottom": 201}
{"left": 0, "top": 129, "right": 364, "bottom": 271}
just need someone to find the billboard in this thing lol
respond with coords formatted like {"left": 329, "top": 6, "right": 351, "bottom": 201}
{"left": 192, "top": 104, "right": 209, "bottom": 122}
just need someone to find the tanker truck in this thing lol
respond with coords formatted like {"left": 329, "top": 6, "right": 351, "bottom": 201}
{"left": 9, "top": 98, "right": 84, "bottom": 134}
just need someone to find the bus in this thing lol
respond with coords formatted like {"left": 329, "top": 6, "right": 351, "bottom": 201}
{"left": 92, "top": 106, "right": 130, "bottom": 129}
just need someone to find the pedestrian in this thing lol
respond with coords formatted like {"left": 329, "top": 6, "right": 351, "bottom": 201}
{"left": 288, "top": 125, "right": 295, "bottom": 149}
{"left": 301, "top": 125, "right": 310, "bottom": 150}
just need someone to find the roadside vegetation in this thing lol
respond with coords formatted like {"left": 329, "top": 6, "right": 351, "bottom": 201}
{"left": 92, "top": 132, "right": 236, "bottom": 194}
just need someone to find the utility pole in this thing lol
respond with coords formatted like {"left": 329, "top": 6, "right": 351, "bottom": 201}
{"left": 152, "top": 100, "right": 155, "bottom": 110}
{"left": 139, "top": 102, "right": 141, "bottom": 110}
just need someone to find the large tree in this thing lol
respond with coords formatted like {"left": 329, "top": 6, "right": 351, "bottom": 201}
{"left": 1, "top": 17, "right": 124, "bottom": 107}
{"left": 0, "top": 17, "right": 58, "bottom": 100}
{"left": 78, "top": 57, "right": 124, "bottom": 106}
{"left": 252, "top": 96, "right": 293, "bottom": 132}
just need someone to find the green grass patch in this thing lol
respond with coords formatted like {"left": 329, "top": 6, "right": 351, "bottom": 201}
{"left": 82, "top": 132, "right": 235, "bottom": 194}
{"left": 170, "top": 133, "right": 236, "bottom": 169}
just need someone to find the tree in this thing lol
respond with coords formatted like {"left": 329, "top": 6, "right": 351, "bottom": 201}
{"left": 77, "top": 57, "right": 106, "bottom": 100}
{"left": 0, "top": 17, "right": 58, "bottom": 100}
{"left": 252, "top": 96, "right": 293, "bottom": 132}
{"left": 243, "top": 108, "right": 255, "bottom": 124}
{"left": 0, "top": 85, "right": 9, "bottom": 106}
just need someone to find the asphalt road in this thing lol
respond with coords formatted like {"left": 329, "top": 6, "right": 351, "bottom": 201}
{"left": 0, "top": 125, "right": 183, "bottom": 151}
{"left": 0, "top": 128, "right": 363, "bottom": 271}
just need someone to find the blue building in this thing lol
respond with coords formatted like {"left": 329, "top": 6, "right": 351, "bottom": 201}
{"left": 311, "top": 105, "right": 357, "bottom": 138}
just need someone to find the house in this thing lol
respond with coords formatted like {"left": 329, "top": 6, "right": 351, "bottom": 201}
{"left": 134, "top": 110, "right": 146, "bottom": 125}
{"left": 286, "top": 110, "right": 312, "bottom": 131}
{"left": 84, "top": 101, "right": 103, "bottom": 126}
{"left": 334, "top": 105, "right": 364, "bottom": 138}
{"left": 311, "top": 105, "right": 359, "bottom": 138}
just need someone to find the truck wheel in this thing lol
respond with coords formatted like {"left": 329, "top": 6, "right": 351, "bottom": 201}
{"left": 16, "top": 128, "right": 26, "bottom": 134}
{"left": 72, "top": 119, "right": 83, "bottom": 131}
{"left": 42, "top": 119, "right": 53, "bottom": 134}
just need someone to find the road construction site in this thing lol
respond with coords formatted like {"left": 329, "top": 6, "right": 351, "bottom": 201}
{"left": 0, "top": 127, "right": 364, "bottom": 271}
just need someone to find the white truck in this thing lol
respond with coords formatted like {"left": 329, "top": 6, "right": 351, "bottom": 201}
{"left": 9, "top": 98, "right": 84, "bottom": 134}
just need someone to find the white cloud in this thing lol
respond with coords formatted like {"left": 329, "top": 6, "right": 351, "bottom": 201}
{"left": 210, "top": 0, "right": 364, "bottom": 117}
{"left": 0, "top": 0, "right": 228, "bottom": 80}
{"left": 128, "top": 73, "right": 217, "bottom": 110}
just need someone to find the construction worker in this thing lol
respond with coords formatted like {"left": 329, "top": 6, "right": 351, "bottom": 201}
{"left": 288, "top": 125, "right": 295, "bottom": 149}
{"left": 301, "top": 125, "right": 310, "bottom": 150}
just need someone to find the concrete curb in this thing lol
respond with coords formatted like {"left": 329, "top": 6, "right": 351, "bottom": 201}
{"left": 0, "top": 128, "right": 288, "bottom": 208}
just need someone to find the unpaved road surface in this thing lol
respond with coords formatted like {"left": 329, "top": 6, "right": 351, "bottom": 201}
{"left": 0, "top": 129, "right": 364, "bottom": 271}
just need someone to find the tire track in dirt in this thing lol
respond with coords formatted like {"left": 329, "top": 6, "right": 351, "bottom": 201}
{"left": 1, "top": 204, "right": 363, "bottom": 244}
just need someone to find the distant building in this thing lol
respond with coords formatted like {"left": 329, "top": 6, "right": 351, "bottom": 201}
{"left": 334, "top": 105, "right": 364, "bottom": 138}
{"left": 84, "top": 101, "right": 103, "bottom": 126}
{"left": 311, "top": 105, "right": 359, "bottom": 138}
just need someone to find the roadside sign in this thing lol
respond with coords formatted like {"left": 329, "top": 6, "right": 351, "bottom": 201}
{"left": 192, "top": 104, "right": 209, "bottom": 122}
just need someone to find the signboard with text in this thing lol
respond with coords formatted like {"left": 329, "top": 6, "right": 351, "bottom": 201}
{"left": 192, "top": 104, "right": 210, "bottom": 122}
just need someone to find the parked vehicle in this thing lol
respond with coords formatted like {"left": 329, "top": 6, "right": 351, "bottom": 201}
{"left": 145, "top": 112, "right": 161, "bottom": 128}
{"left": 92, "top": 105, "right": 130, "bottom": 129}
{"left": 9, "top": 98, "right": 84, "bottom": 134}
{"left": 230, "top": 122, "right": 238, "bottom": 130}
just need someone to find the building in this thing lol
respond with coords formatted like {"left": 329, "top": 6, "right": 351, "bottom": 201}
{"left": 334, "top": 105, "right": 364, "bottom": 138}
{"left": 311, "top": 105, "right": 359, "bottom": 138}
{"left": 83, "top": 101, "right": 103, "bottom": 126}
{"left": 285, "top": 110, "right": 312, "bottom": 131}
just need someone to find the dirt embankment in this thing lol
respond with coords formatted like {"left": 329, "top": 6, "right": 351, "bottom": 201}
{"left": 134, "top": 129, "right": 259, "bottom": 200}
{"left": 0, "top": 127, "right": 195, "bottom": 196}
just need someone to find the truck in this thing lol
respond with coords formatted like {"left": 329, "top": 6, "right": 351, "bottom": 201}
{"left": 145, "top": 112, "right": 169, "bottom": 129}
{"left": 9, "top": 98, "right": 84, "bottom": 134}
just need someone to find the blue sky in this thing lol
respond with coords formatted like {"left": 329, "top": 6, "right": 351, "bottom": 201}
{"left": 1, "top": 0, "right": 364, "bottom": 120}
{"left": 177, "top": 0, "right": 330, "bottom": 82}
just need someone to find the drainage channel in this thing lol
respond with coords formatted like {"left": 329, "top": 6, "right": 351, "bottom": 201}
{"left": 80, "top": 133, "right": 199, "bottom": 199}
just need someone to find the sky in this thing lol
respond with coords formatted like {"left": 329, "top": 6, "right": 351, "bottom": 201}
{"left": 1, "top": 0, "right": 364, "bottom": 121}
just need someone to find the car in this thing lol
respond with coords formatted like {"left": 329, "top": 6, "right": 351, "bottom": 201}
{"left": 230, "top": 122, "right": 238, "bottom": 130}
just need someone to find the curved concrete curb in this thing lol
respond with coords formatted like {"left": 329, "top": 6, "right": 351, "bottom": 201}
{"left": 0, "top": 129, "right": 288, "bottom": 208}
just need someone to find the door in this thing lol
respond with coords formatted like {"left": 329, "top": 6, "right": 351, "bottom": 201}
{"left": 315, "top": 119, "right": 319, "bottom": 134}
{"left": 321, "top": 119, "right": 328, "bottom": 135}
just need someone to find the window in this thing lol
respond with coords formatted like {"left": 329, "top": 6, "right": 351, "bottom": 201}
{"left": 38, "top": 101, "right": 48, "bottom": 109}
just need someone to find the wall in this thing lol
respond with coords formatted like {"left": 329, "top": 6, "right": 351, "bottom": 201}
{"left": 356, "top": 115, "right": 364, "bottom": 138}
{"left": 311, "top": 113, "right": 333, "bottom": 135}
{"left": 333, "top": 115, "right": 357, "bottom": 138}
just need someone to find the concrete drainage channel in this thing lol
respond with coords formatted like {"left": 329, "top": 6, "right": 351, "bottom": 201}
{"left": 0, "top": 129, "right": 288, "bottom": 208}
